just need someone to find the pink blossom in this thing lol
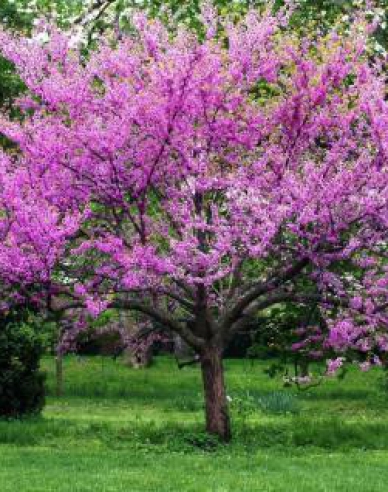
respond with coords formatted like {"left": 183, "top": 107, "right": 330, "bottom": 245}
{"left": 359, "top": 361, "right": 371, "bottom": 372}
{"left": 0, "top": 5, "right": 386, "bottom": 381}
{"left": 327, "top": 357, "right": 345, "bottom": 376}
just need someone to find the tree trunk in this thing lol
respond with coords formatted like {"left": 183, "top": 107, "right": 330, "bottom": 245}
{"left": 299, "top": 359, "right": 309, "bottom": 378}
{"left": 200, "top": 345, "right": 231, "bottom": 442}
{"left": 55, "top": 354, "right": 63, "bottom": 397}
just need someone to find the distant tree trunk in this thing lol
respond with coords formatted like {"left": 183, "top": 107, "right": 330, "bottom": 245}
{"left": 299, "top": 359, "right": 309, "bottom": 378}
{"left": 123, "top": 346, "right": 153, "bottom": 369}
{"left": 295, "top": 358, "right": 309, "bottom": 377}
{"left": 200, "top": 345, "right": 231, "bottom": 442}
{"left": 174, "top": 334, "right": 193, "bottom": 359}
{"left": 55, "top": 354, "right": 63, "bottom": 397}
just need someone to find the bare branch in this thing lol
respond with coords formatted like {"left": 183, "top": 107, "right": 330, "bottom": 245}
{"left": 224, "top": 291, "right": 348, "bottom": 345}
{"left": 220, "top": 258, "right": 309, "bottom": 335}
{"left": 51, "top": 297, "right": 205, "bottom": 350}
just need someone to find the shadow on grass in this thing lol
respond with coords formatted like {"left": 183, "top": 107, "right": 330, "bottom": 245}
{"left": 302, "top": 389, "right": 377, "bottom": 402}
{"left": 1, "top": 415, "right": 388, "bottom": 453}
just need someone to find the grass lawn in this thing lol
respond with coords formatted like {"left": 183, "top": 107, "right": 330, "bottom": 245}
{"left": 0, "top": 356, "right": 388, "bottom": 491}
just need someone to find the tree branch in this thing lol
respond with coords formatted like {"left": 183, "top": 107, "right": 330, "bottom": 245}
{"left": 219, "top": 258, "right": 310, "bottom": 335}
{"left": 224, "top": 290, "right": 348, "bottom": 345}
{"left": 51, "top": 297, "right": 205, "bottom": 350}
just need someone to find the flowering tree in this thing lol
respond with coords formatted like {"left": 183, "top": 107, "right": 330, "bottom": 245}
{"left": 0, "top": 3, "right": 388, "bottom": 441}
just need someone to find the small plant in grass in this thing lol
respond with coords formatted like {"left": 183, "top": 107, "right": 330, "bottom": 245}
{"left": 257, "top": 391, "right": 300, "bottom": 415}
{"left": 232, "top": 390, "right": 300, "bottom": 421}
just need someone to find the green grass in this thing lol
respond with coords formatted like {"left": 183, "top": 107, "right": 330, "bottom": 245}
{"left": 0, "top": 356, "right": 388, "bottom": 491}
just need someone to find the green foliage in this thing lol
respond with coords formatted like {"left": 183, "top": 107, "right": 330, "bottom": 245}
{"left": 247, "top": 302, "right": 326, "bottom": 371}
{"left": 0, "top": 310, "right": 46, "bottom": 417}
{"left": 0, "top": 1, "right": 31, "bottom": 30}
{"left": 0, "top": 56, "right": 25, "bottom": 114}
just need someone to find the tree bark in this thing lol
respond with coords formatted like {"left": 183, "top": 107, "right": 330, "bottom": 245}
{"left": 200, "top": 345, "right": 231, "bottom": 442}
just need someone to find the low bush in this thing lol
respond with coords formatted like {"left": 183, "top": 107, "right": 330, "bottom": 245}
{"left": 0, "top": 310, "right": 46, "bottom": 417}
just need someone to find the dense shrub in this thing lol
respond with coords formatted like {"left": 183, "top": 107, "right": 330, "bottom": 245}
{"left": 0, "top": 311, "right": 45, "bottom": 417}
{"left": 76, "top": 329, "right": 124, "bottom": 356}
